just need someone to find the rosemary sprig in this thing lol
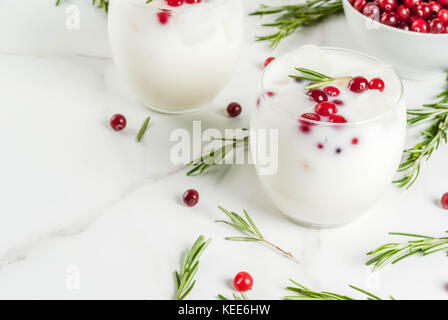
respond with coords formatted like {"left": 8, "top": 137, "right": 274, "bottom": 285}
{"left": 250, "top": 0, "right": 344, "bottom": 48}
{"left": 187, "top": 134, "right": 249, "bottom": 176}
{"left": 216, "top": 206, "right": 299, "bottom": 264}
{"left": 394, "top": 70, "right": 448, "bottom": 189}
{"left": 175, "top": 235, "right": 211, "bottom": 300}
{"left": 218, "top": 292, "right": 249, "bottom": 300}
{"left": 289, "top": 67, "right": 351, "bottom": 90}
{"left": 366, "top": 231, "right": 448, "bottom": 271}
{"left": 137, "top": 116, "right": 151, "bottom": 143}
{"left": 285, "top": 279, "right": 393, "bottom": 300}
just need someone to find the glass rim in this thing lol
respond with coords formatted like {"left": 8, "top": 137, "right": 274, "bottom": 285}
{"left": 260, "top": 46, "right": 405, "bottom": 127}
{"left": 120, "top": 0, "right": 229, "bottom": 12}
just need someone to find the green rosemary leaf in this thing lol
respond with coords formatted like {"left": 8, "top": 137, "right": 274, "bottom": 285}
{"left": 285, "top": 280, "right": 390, "bottom": 300}
{"left": 289, "top": 67, "right": 351, "bottom": 90}
{"left": 137, "top": 116, "right": 151, "bottom": 143}
{"left": 395, "top": 70, "right": 448, "bottom": 189}
{"left": 186, "top": 135, "right": 249, "bottom": 176}
{"left": 225, "top": 237, "right": 260, "bottom": 242}
{"left": 251, "top": 0, "right": 344, "bottom": 48}
{"left": 175, "top": 236, "right": 211, "bottom": 300}
{"left": 367, "top": 231, "right": 448, "bottom": 270}
{"left": 218, "top": 292, "right": 249, "bottom": 300}
{"left": 244, "top": 209, "right": 263, "bottom": 239}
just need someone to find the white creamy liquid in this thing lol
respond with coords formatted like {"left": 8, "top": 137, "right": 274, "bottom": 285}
{"left": 108, "top": 0, "right": 244, "bottom": 113}
{"left": 251, "top": 46, "right": 406, "bottom": 227}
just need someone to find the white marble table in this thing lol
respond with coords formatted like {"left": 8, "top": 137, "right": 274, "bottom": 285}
{"left": 0, "top": 0, "right": 447, "bottom": 300}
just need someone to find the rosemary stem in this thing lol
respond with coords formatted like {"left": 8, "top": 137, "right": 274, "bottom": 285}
{"left": 261, "top": 239, "right": 300, "bottom": 264}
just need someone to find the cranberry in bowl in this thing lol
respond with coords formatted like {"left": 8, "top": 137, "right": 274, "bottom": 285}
{"left": 251, "top": 45, "right": 406, "bottom": 227}
{"left": 343, "top": 0, "right": 448, "bottom": 80}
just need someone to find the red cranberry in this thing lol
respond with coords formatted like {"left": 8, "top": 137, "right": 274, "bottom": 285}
{"left": 369, "top": 78, "right": 385, "bottom": 91}
{"left": 165, "top": 0, "right": 184, "bottom": 6}
{"left": 440, "top": 0, "right": 448, "bottom": 8}
{"left": 264, "top": 57, "right": 275, "bottom": 67}
{"left": 157, "top": 10, "right": 172, "bottom": 25}
{"left": 352, "top": 137, "right": 359, "bottom": 145}
{"left": 438, "top": 9, "right": 448, "bottom": 22}
{"left": 227, "top": 102, "right": 242, "bottom": 118}
{"left": 441, "top": 193, "right": 448, "bottom": 209}
{"left": 307, "top": 89, "right": 328, "bottom": 102}
{"left": 396, "top": 5, "right": 411, "bottom": 21}
{"left": 430, "top": 18, "right": 445, "bottom": 33}
{"left": 233, "top": 272, "right": 253, "bottom": 292}
{"left": 182, "top": 189, "right": 199, "bottom": 207}
{"left": 299, "top": 125, "right": 312, "bottom": 134}
{"left": 363, "top": 4, "right": 381, "bottom": 20}
{"left": 336, "top": 148, "right": 342, "bottom": 154}
{"left": 317, "top": 143, "right": 324, "bottom": 149}
{"left": 411, "top": 18, "right": 429, "bottom": 32}
{"left": 414, "top": 3, "right": 432, "bottom": 19}
{"left": 329, "top": 115, "right": 347, "bottom": 123}
{"left": 354, "top": 0, "right": 367, "bottom": 11}
{"left": 403, "top": 0, "right": 420, "bottom": 9}
{"left": 379, "top": 0, "right": 397, "bottom": 11}
{"left": 323, "top": 86, "right": 340, "bottom": 97}
{"left": 349, "top": 76, "right": 369, "bottom": 93}
{"left": 299, "top": 113, "right": 321, "bottom": 126}
{"left": 398, "top": 22, "right": 410, "bottom": 30}
{"left": 409, "top": 15, "right": 419, "bottom": 24}
{"left": 110, "top": 114, "right": 126, "bottom": 131}
{"left": 332, "top": 99, "right": 344, "bottom": 105}
{"left": 429, "top": 1, "right": 441, "bottom": 13}
{"left": 266, "top": 91, "right": 275, "bottom": 97}
{"left": 185, "top": 0, "right": 201, "bottom": 3}
{"left": 381, "top": 12, "right": 399, "bottom": 26}
{"left": 315, "top": 102, "right": 338, "bottom": 116}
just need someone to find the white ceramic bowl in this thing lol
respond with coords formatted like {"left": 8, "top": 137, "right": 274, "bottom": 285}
{"left": 343, "top": 0, "right": 448, "bottom": 80}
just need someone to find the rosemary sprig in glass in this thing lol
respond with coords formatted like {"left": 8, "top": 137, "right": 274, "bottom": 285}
{"left": 187, "top": 133, "right": 249, "bottom": 176}
{"left": 285, "top": 279, "right": 393, "bottom": 300}
{"left": 366, "top": 231, "right": 448, "bottom": 271}
{"left": 250, "top": 0, "right": 344, "bottom": 48}
{"left": 216, "top": 206, "right": 299, "bottom": 264}
{"left": 394, "top": 70, "right": 448, "bottom": 188}
{"left": 175, "top": 235, "right": 211, "bottom": 300}
{"left": 218, "top": 292, "right": 249, "bottom": 300}
{"left": 289, "top": 67, "right": 352, "bottom": 90}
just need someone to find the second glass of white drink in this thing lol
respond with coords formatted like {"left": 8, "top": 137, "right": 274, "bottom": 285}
{"left": 108, "top": 0, "right": 244, "bottom": 113}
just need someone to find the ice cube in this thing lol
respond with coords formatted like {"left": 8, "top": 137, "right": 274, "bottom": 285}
{"left": 175, "top": 7, "right": 216, "bottom": 45}
{"left": 349, "top": 91, "right": 394, "bottom": 122}
{"left": 269, "top": 88, "right": 315, "bottom": 116}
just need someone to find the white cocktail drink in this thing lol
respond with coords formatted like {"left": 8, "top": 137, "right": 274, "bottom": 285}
{"left": 251, "top": 46, "right": 406, "bottom": 227}
{"left": 108, "top": 0, "right": 244, "bottom": 113}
